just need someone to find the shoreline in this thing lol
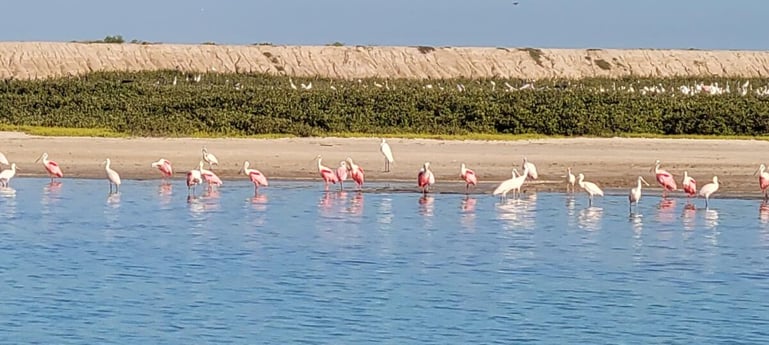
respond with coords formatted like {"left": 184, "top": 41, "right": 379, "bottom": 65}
{"left": 1, "top": 132, "right": 767, "bottom": 197}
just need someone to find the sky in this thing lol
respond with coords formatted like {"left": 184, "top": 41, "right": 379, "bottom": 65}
{"left": 1, "top": 0, "right": 765, "bottom": 50}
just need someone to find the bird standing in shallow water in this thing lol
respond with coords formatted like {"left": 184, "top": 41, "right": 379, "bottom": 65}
{"left": 418, "top": 162, "right": 435, "bottom": 194}
{"left": 652, "top": 160, "right": 677, "bottom": 197}
{"left": 565, "top": 167, "right": 576, "bottom": 193}
{"left": 628, "top": 176, "right": 650, "bottom": 212}
{"left": 151, "top": 158, "right": 173, "bottom": 180}
{"left": 315, "top": 155, "right": 338, "bottom": 191}
{"left": 699, "top": 176, "right": 720, "bottom": 208}
{"left": 241, "top": 161, "right": 268, "bottom": 195}
{"left": 578, "top": 173, "right": 603, "bottom": 206}
{"left": 0, "top": 163, "right": 17, "bottom": 187}
{"left": 755, "top": 164, "right": 769, "bottom": 200}
{"left": 336, "top": 161, "right": 348, "bottom": 190}
{"left": 522, "top": 157, "right": 538, "bottom": 180}
{"left": 35, "top": 153, "right": 63, "bottom": 181}
{"left": 103, "top": 158, "right": 121, "bottom": 194}
{"left": 460, "top": 163, "right": 477, "bottom": 194}
{"left": 682, "top": 171, "right": 697, "bottom": 199}
{"left": 346, "top": 157, "right": 365, "bottom": 191}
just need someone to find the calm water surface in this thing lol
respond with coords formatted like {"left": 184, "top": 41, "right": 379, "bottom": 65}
{"left": 1, "top": 178, "right": 768, "bottom": 344}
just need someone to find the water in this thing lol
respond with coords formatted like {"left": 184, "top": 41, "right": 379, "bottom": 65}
{"left": 1, "top": 178, "right": 768, "bottom": 344}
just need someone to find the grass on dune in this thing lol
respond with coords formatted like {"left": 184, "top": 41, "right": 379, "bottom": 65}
{"left": 0, "top": 125, "right": 127, "bottom": 138}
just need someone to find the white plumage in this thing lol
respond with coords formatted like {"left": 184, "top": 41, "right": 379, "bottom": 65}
{"left": 522, "top": 157, "right": 538, "bottom": 180}
{"left": 0, "top": 152, "right": 8, "bottom": 166}
{"left": 578, "top": 173, "right": 603, "bottom": 205}
{"left": 698, "top": 176, "right": 720, "bottom": 208}
{"left": 493, "top": 168, "right": 528, "bottom": 199}
{"left": 0, "top": 163, "right": 17, "bottom": 187}
{"left": 202, "top": 146, "right": 219, "bottom": 169}
{"left": 380, "top": 138, "right": 394, "bottom": 172}
{"left": 104, "top": 158, "right": 121, "bottom": 193}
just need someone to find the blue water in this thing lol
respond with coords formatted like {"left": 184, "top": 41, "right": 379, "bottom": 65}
{"left": 1, "top": 178, "right": 768, "bottom": 344}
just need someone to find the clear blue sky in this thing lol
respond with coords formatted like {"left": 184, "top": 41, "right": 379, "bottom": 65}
{"left": 1, "top": 0, "right": 764, "bottom": 50}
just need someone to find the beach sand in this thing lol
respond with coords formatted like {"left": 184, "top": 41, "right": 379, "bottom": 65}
{"left": 1, "top": 132, "right": 765, "bottom": 197}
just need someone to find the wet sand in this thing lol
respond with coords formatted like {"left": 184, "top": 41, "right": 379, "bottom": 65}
{"left": 1, "top": 132, "right": 766, "bottom": 197}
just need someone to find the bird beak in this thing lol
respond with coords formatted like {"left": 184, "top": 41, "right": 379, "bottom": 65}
{"left": 754, "top": 169, "right": 760, "bottom": 176}
{"left": 34, "top": 155, "right": 41, "bottom": 163}
{"left": 642, "top": 177, "right": 650, "bottom": 186}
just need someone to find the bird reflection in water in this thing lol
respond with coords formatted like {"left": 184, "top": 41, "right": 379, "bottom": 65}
{"left": 461, "top": 196, "right": 477, "bottom": 232}
{"left": 419, "top": 195, "right": 434, "bottom": 217}
{"left": 250, "top": 193, "right": 268, "bottom": 211}
{"left": 578, "top": 206, "right": 603, "bottom": 231}
{"left": 347, "top": 192, "right": 364, "bottom": 216}
{"left": 704, "top": 208, "right": 719, "bottom": 229}
{"left": 158, "top": 182, "right": 173, "bottom": 205}
{"left": 655, "top": 198, "right": 677, "bottom": 223}
{"left": 760, "top": 202, "right": 769, "bottom": 224}
{"left": 496, "top": 195, "right": 536, "bottom": 230}
{"left": 106, "top": 192, "right": 121, "bottom": 208}
{"left": 682, "top": 203, "right": 697, "bottom": 231}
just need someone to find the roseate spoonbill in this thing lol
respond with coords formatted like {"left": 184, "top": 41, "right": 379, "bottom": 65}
{"left": 0, "top": 152, "right": 8, "bottom": 166}
{"left": 198, "top": 161, "right": 222, "bottom": 187}
{"left": 241, "top": 161, "right": 268, "bottom": 194}
{"left": 0, "top": 163, "right": 17, "bottom": 187}
{"left": 460, "top": 163, "right": 477, "bottom": 193}
{"left": 698, "top": 176, "right": 720, "bottom": 208}
{"left": 202, "top": 146, "right": 219, "bottom": 169}
{"left": 315, "top": 155, "right": 338, "bottom": 191}
{"left": 651, "top": 160, "right": 677, "bottom": 197}
{"left": 346, "top": 157, "right": 365, "bottom": 191}
{"left": 35, "top": 153, "right": 63, "bottom": 181}
{"left": 417, "top": 162, "right": 435, "bottom": 194}
{"left": 522, "top": 157, "right": 538, "bottom": 180}
{"left": 151, "top": 158, "right": 173, "bottom": 178}
{"left": 336, "top": 161, "right": 348, "bottom": 190}
{"left": 565, "top": 167, "right": 576, "bottom": 193}
{"left": 103, "top": 158, "right": 121, "bottom": 193}
{"left": 380, "top": 138, "right": 394, "bottom": 172}
{"left": 186, "top": 168, "right": 203, "bottom": 195}
{"left": 629, "top": 176, "right": 650, "bottom": 212}
{"left": 755, "top": 164, "right": 769, "bottom": 200}
{"left": 682, "top": 171, "right": 697, "bottom": 199}
{"left": 578, "top": 173, "right": 603, "bottom": 206}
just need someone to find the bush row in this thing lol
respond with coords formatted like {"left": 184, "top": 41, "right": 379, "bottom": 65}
{"left": 0, "top": 71, "right": 768, "bottom": 137}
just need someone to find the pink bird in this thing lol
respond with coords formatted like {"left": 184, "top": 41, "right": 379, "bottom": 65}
{"left": 755, "top": 164, "right": 769, "bottom": 200}
{"left": 151, "top": 158, "right": 173, "bottom": 178}
{"left": 418, "top": 162, "right": 435, "bottom": 194}
{"left": 346, "top": 157, "right": 365, "bottom": 191}
{"left": 460, "top": 163, "right": 477, "bottom": 193}
{"left": 652, "top": 160, "right": 677, "bottom": 197}
{"left": 315, "top": 155, "right": 338, "bottom": 191}
{"left": 35, "top": 152, "right": 63, "bottom": 181}
{"left": 336, "top": 161, "right": 348, "bottom": 190}
{"left": 186, "top": 168, "right": 203, "bottom": 195}
{"left": 241, "top": 161, "right": 268, "bottom": 195}
{"left": 682, "top": 170, "right": 697, "bottom": 198}
{"left": 198, "top": 161, "right": 222, "bottom": 187}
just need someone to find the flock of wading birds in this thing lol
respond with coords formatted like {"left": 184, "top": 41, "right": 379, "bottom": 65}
{"left": 2, "top": 138, "right": 769, "bottom": 210}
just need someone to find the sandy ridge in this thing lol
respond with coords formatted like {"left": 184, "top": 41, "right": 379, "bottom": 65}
{"left": 2, "top": 42, "right": 769, "bottom": 80}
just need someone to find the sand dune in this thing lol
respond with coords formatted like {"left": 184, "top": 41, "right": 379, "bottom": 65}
{"left": 2, "top": 42, "right": 769, "bottom": 80}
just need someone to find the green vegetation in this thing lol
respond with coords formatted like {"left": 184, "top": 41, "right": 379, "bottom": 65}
{"left": 2, "top": 71, "right": 769, "bottom": 138}
{"left": 327, "top": 42, "right": 345, "bottom": 47}
{"left": 74, "top": 35, "right": 125, "bottom": 44}
{"left": 416, "top": 46, "right": 436, "bottom": 54}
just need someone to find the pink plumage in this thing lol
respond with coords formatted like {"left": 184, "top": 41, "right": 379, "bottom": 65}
{"left": 249, "top": 170, "right": 269, "bottom": 187}
{"left": 45, "top": 160, "right": 63, "bottom": 178}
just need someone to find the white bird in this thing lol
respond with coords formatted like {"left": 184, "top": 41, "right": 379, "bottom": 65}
{"left": 566, "top": 167, "right": 576, "bottom": 193}
{"left": 0, "top": 163, "right": 17, "bottom": 187}
{"left": 301, "top": 82, "right": 313, "bottom": 90}
{"left": 103, "top": 158, "right": 121, "bottom": 194}
{"left": 202, "top": 146, "right": 219, "bottom": 169}
{"left": 493, "top": 167, "right": 528, "bottom": 200}
{"left": 289, "top": 77, "right": 298, "bottom": 90}
{"left": 380, "top": 138, "right": 394, "bottom": 172}
{"left": 490, "top": 80, "right": 496, "bottom": 91}
{"left": 578, "top": 173, "right": 603, "bottom": 206}
{"left": 629, "top": 176, "right": 650, "bottom": 212}
{"left": 0, "top": 152, "right": 8, "bottom": 166}
{"left": 522, "top": 157, "right": 538, "bottom": 180}
{"left": 698, "top": 176, "right": 720, "bottom": 208}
